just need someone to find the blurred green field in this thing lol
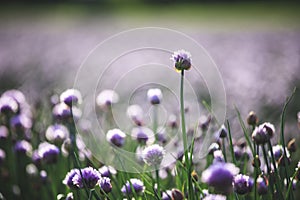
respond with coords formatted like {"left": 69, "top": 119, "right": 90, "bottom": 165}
{"left": 1, "top": 1, "right": 300, "bottom": 31}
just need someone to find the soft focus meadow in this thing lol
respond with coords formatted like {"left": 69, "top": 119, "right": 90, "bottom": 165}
{"left": 1, "top": 1, "right": 300, "bottom": 200}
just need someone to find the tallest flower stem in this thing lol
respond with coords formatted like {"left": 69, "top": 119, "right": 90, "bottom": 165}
{"left": 180, "top": 70, "right": 193, "bottom": 199}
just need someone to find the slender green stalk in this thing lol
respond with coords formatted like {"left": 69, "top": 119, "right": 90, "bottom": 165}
{"left": 88, "top": 189, "right": 93, "bottom": 200}
{"left": 226, "top": 120, "right": 236, "bottom": 165}
{"left": 286, "top": 167, "right": 298, "bottom": 199}
{"left": 280, "top": 88, "right": 296, "bottom": 193}
{"left": 155, "top": 168, "right": 161, "bottom": 200}
{"left": 222, "top": 138, "right": 227, "bottom": 162}
{"left": 153, "top": 105, "right": 158, "bottom": 141}
{"left": 180, "top": 70, "right": 193, "bottom": 200}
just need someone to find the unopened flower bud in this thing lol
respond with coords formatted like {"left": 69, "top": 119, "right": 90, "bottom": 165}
{"left": 247, "top": 111, "right": 258, "bottom": 126}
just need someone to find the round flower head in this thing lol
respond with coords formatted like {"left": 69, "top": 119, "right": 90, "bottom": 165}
{"left": 63, "top": 169, "right": 80, "bottom": 189}
{"left": 99, "top": 165, "right": 117, "bottom": 178}
{"left": 96, "top": 90, "right": 119, "bottom": 110}
{"left": 2, "top": 89, "right": 26, "bottom": 105}
{"left": 127, "top": 104, "right": 144, "bottom": 126}
{"left": 252, "top": 122, "right": 275, "bottom": 145}
{"left": 99, "top": 177, "right": 112, "bottom": 193}
{"left": 38, "top": 142, "right": 60, "bottom": 164}
{"left": 14, "top": 140, "right": 32, "bottom": 155}
{"left": 60, "top": 89, "right": 82, "bottom": 107}
{"left": 147, "top": 88, "right": 163, "bottom": 105}
{"left": 106, "top": 129, "right": 126, "bottom": 147}
{"left": 72, "top": 167, "right": 101, "bottom": 189}
{"left": 121, "top": 178, "right": 145, "bottom": 196}
{"left": 171, "top": 188, "right": 184, "bottom": 200}
{"left": 0, "top": 95, "right": 18, "bottom": 115}
{"left": 233, "top": 174, "right": 254, "bottom": 195}
{"left": 46, "top": 124, "right": 69, "bottom": 144}
{"left": 142, "top": 144, "right": 165, "bottom": 166}
{"left": 65, "top": 192, "right": 74, "bottom": 200}
{"left": 131, "top": 126, "right": 155, "bottom": 145}
{"left": 171, "top": 49, "right": 192, "bottom": 71}
{"left": 157, "top": 127, "right": 167, "bottom": 144}
{"left": 201, "top": 162, "right": 239, "bottom": 194}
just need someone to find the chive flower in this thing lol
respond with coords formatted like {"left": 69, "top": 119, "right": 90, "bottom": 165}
{"left": 45, "top": 124, "right": 69, "bottom": 144}
{"left": 131, "top": 126, "right": 155, "bottom": 145}
{"left": 171, "top": 49, "right": 192, "bottom": 71}
{"left": 96, "top": 90, "right": 119, "bottom": 110}
{"left": 233, "top": 174, "right": 254, "bottom": 195}
{"left": 106, "top": 129, "right": 126, "bottom": 147}
{"left": 72, "top": 167, "right": 101, "bottom": 189}
{"left": 99, "top": 165, "right": 117, "bottom": 178}
{"left": 38, "top": 142, "right": 60, "bottom": 164}
{"left": 147, "top": 88, "right": 162, "bottom": 105}
{"left": 142, "top": 144, "right": 165, "bottom": 166}
{"left": 63, "top": 169, "right": 80, "bottom": 189}
{"left": 201, "top": 162, "right": 239, "bottom": 194}
{"left": 60, "top": 89, "right": 82, "bottom": 107}
{"left": 99, "top": 177, "right": 112, "bottom": 193}
{"left": 252, "top": 122, "right": 275, "bottom": 145}
{"left": 121, "top": 178, "right": 145, "bottom": 196}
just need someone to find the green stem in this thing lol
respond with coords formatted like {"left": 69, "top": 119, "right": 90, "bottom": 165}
{"left": 222, "top": 138, "right": 227, "bottom": 162}
{"left": 155, "top": 168, "right": 161, "bottom": 200}
{"left": 280, "top": 88, "right": 296, "bottom": 194}
{"left": 226, "top": 120, "right": 236, "bottom": 165}
{"left": 153, "top": 105, "right": 158, "bottom": 141}
{"left": 180, "top": 70, "right": 193, "bottom": 200}
{"left": 286, "top": 168, "right": 298, "bottom": 199}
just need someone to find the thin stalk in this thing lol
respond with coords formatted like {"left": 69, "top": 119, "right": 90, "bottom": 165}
{"left": 222, "top": 138, "right": 227, "bottom": 162}
{"left": 153, "top": 105, "right": 158, "bottom": 141}
{"left": 226, "top": 120, "right": 236, "bottom": 165}
{"left": 88, "top": 189, "right": 93, "bottom": 200}
{"left": 155, "top": 168, "right": 161, "bottom": 200}
{"left": 286, "top": 168, "right": 298, "bottom": 200}
{"left": 280, "top": 88, "right": 296, "bottom": 192}
{"left": 262, "top": 145, "right": 274, "bottom": 197}
{"left": 180, "top": 70, "right": 193, "bottom": 200}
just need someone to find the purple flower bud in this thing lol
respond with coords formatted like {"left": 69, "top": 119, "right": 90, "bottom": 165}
{"left": 106, "top": 129, "right": 126, "bottom": 147}
{"left": 63, "top": 169, "right": 80, "bottom": 189}
{"left": 269, "top": 144, "right": 290, "bottom": 161}
{"left": 14, "top": 140, "right": 32, "bottom": 155}
{"left": 131, "top": 127, "right": 155, "bottom": 145}
{"left": 0, "top": 148, "right": 6, "bottom": 165}
{"left": 99, "top": 165, "right": 117, "bottom": 178}
{"left": 171, "top": 188, "right": 184, "bottom": 200}
{"left": 96, "top": 90, "right": 119, "bottom": 111}
{"left": 233, "top": 174, "right": 254, "bottom": 195}
{"left": 252, "top": 122, "right": 275, "bottom": 145}
{"left": 257, "top": 176, "right": 268, "bottom": 195}
{"left": 65, "top": 192, "right": 74, "bottom": 200}
{"left": 10, "top": 114, "right": 32, "bottom": 131}
{"left": 201, "top": 162, "right": 239, "bottom": 194}
{"left": 167, "top": 114, "right": 179, "bottom": 129}
{"left": 38, "top": 142, "right": 60, "bottom": 164}
{"left": 32, "top": 150, "right": 42, "bottom": 166}
{"left": 99, "top": 177, "right": 112, "bottom": 193}
{"left": 72, "top": 167, "right": 101, "bottom": 189}
{"left": 162, "top": 190, "right": 172, "bottom": 200}
{"left": 121, "top": 178, "right": 145, "bottom": 196}
{"left": 247, "top": 111, "right": 258, "bottom": 126}
{"left": 157, "top": 127, "right": 167, "bottom": 144}
{"left": 45, "top": 124, "right": 69, "bottom": 144}
{"left": 0, "top": 126, "right": 9, "bottom": 141}
{"left": 0, "top": 95, "right": 18, "bottom": 115}
{"left": 218, "top": 125, "right": 228, "bottom": 138}
{"left": 147, "top": 88, "right": 162, "bottom": 105}
{"left": 127, "top": 104, "right": 144, "bottom": 126}
{"left": 52, "top": 103, "right": 81, "bottom": 122}
{"left": 142, "top": 144, "right": 165, "bottom": 166}
{"left": 171, "top": 49, "right": 192, "bottom": 71}
{"left": 60, "top": 89, "right": 82, "bottom": 107}
{"left": 40, "top": 170, "right": 48, "bottom": 184}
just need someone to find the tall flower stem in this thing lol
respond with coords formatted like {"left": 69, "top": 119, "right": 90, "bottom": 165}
{"left": 153, "top": 105, "right": 158, "bottom": 140}
{"left": 180, "top": 70, "right": 193, "bottom": 199}
{"left": 155, "top": 167, "right": 161, "bottom": 200}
